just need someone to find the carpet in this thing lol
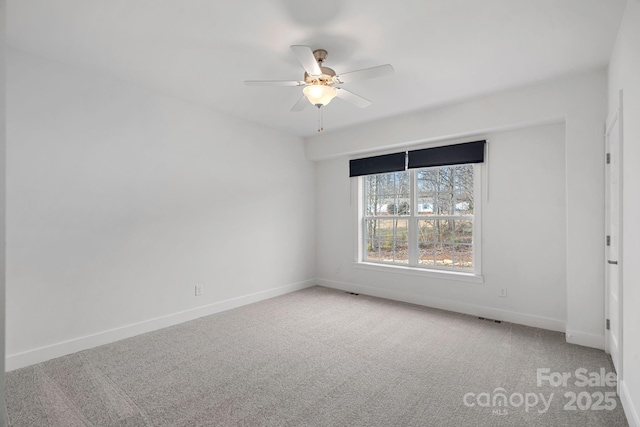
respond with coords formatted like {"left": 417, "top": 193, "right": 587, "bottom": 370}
{"left": 5, "top": 286, "right": 629, "bottom": 426}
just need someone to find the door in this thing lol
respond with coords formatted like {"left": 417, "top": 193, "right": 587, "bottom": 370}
{"left": 605, "top": 92, "right": 623, "bottom": 386}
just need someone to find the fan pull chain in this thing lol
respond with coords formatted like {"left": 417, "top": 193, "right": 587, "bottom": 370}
{"left": 317, "top": 105, "right": 324, "bottom": 132}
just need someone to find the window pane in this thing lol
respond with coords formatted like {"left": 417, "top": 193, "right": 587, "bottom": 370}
{"left": 395, "top": 239, "right": 409, "bottom": 264}
{"left": 417, "top": 170, "right": 438, "bottom": 193}
{"left": 417, "top": 219, "right": 474, "bottom": 270}
{"left": 377, "top": 219, "right": 394, "bottom": 240}
{"left": 454, "top": 244, "right": 473, "bottom": 270}
{"left": 417, "top": 196, "right": 434, "bottom": 215}
{"left": 395, "top": 219, "right": 408, "bottom": 240}
{"left": 418, "top": 166, "right": 474, "bottom": 216}
{"left": 454, "top": 193, "right": 472, "bottom": 215}
{"left": 437, "top": 167, "right": 455, "bottom": 191}
{"left": 435, "top": 192, "right": 454, "bottom": 215}
{"left": 418, "top": 219, "right": 435, "bottom": 243}
{"left": 367, "top": 239, "right": 382, "bottom": 261}
{"left": 454, "top": 220, "right": 473, "bottom": 243}
{"left": 454, "top": 165, "right": 474, "bottom": 190}
{"left": 382, "top": 199, "right": 411, "bottom": 216}
{"left": 436, "top": 219, "right": 454, "bottom": 243}
{"left": 394, "top": 220, "right": 408, "bottom": 263}
{"left": 454, "top": 165, "right": 474, "bottom": 214}
{"left": 365, "top": 171, "right": 410, "bottom": 217}
{"left": 419, "top": 242, "right": 436, "bottom": 266}
{"left": 435, "top": 243, "right": 454, "bottom": 267}
{"left": 364, "top": 218, "right": 408, "bottom": 264}
{"left": 397, "top": 198, "right": 411, "bottom": 215}
{"left": 365, "top": 220, "right": 382, "bottom": 261}
{"left": 364, "top": 176, "right": 379, "bottom": 215}
{"left": 394, "top": 172, "right": 411, "bottom": 194}
{"left": 380, "top": 197, "right": 396, "bottom": 215}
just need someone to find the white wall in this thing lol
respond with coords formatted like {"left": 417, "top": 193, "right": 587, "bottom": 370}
{"left": 307, "top": 69, "right": 607, "bottom": 348}
{"left": 609, "top": 1, "right": 640, "bottom": 425}
{"left": 316, "top": 123, "right": 567, "bottom": 330}
{"left": 0, "top": 0, "right": 6, "bottom": 423}
{"left": 6, "top": 49, "right": 316, "bottom": 370}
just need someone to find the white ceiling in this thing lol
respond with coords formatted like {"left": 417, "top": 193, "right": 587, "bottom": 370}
{"left": 8, "top": 0, "right": 627, "bottom": 137}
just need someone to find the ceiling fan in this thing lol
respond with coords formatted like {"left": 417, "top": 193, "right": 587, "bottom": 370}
{"left": 245, "top": 45, "right": 394, "bottom": 131}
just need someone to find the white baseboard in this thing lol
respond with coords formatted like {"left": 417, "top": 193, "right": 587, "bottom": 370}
{"left": 317, "top": 278, "right": 565, "bottom": 333}
{"left": 6, "top": 280, "right": 316, "bottom": 372}
{"left": 621, "top": 380, "right": 640, "bottom": 427}
{"left": 565, "top": 329, "right": 605, "bottom": 350}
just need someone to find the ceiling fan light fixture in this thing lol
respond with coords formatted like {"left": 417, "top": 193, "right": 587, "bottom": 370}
{"left": 303, "top": 84, "right": 337, "bottom": 106}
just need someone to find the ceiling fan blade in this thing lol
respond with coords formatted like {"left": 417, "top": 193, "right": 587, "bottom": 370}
{"left": 245, "top": 80, "right": 305, "bottom": 86}
{"left": 290, "top": 45, "right": 322, "bottom": 76}
{"left": 335, "top": 88, "right": 372, "bottom": 108}
{"left": 291, "top": 94, "right": 310, "bottom": 112}
{"left": 336, "top": 64, "right": 394, "bottom": 84}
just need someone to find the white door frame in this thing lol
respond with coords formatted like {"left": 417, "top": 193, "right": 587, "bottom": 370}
{"left": 604, "top": 89, "right": 623, "bottom": 392}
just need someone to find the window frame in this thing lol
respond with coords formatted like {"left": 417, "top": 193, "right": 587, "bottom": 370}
{"left": 356, "top": 164, "right": 483, "bottom": 282}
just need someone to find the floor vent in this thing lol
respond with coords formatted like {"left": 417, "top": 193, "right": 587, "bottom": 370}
{"left": 478, "top": 316, "right": 502, "bottom": 324}
{"left": 346, "top": 292, "right": 360, "bottom": 296}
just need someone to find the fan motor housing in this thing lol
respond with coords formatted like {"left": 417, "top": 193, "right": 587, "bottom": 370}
{"left": 304, "top": 66, "right": 336, "bottom": 86}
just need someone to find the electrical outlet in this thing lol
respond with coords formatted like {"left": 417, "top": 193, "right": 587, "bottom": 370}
{"left": 336, "top": 265, "right": 341, "bottom": 274}
{"left": 195, "top": 285, "right": 203, "bottom": 296}
{"left": 498, "top": 288, "right": 507, "bottom": 298}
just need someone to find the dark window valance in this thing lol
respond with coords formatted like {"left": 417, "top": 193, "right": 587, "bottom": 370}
{"left": 349, "top": 140, "right": 486, "bottom": 177}
{"left": 349, "top": 152, "right": 406, "bottom": 177}
{"left": 407, "top": 140, "right": 486, "bottom": 169}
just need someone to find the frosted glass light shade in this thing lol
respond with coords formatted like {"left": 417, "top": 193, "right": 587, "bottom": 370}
{"left": 303, "top": 84, "right": 337, "bottom": 106}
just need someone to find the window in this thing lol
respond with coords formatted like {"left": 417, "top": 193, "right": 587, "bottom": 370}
{"left": 364, "top": 171, "right": 411, "bottom": 264}
{"left": 362, "top": 164, "right": 480, "bottom": 274}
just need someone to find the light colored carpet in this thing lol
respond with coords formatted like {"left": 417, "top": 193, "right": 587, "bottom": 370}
{"left": 5, "top": 286, "right": 629, "bottom": 426}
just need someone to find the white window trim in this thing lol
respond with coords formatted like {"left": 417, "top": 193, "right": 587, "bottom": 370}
{"left": 354, "top": 164, "right": 483, "bottom": 283}
{"left": 353, "top": 261, "right": 484, "bottom": 283}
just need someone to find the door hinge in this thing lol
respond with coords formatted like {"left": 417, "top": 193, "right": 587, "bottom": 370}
{"left": 606, "top": 319, "right": 610, "bottom": 330}
{"left": 606, "top": 235, "right": 610, "bottom": 246}
{"left": 606, "top": 153, "right": 611, "bottom": 164}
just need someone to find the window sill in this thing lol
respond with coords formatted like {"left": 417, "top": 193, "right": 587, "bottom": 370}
{"left": 353, "top": 262, "right": 484, "bottom": 283}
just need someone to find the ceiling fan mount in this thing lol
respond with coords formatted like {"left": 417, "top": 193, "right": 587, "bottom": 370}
{"left": 312, "top": 48, "right": 328, "bottom": 64}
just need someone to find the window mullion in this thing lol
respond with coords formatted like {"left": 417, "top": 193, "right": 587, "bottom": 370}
{"left": 361, "top": 176, "right": 367, "bottom": 262}
{"left": 472, "top": 163, "right": 482, "bottom": 275}
{"left": 409, "top": 170, "right": 419, "bottom": 266}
